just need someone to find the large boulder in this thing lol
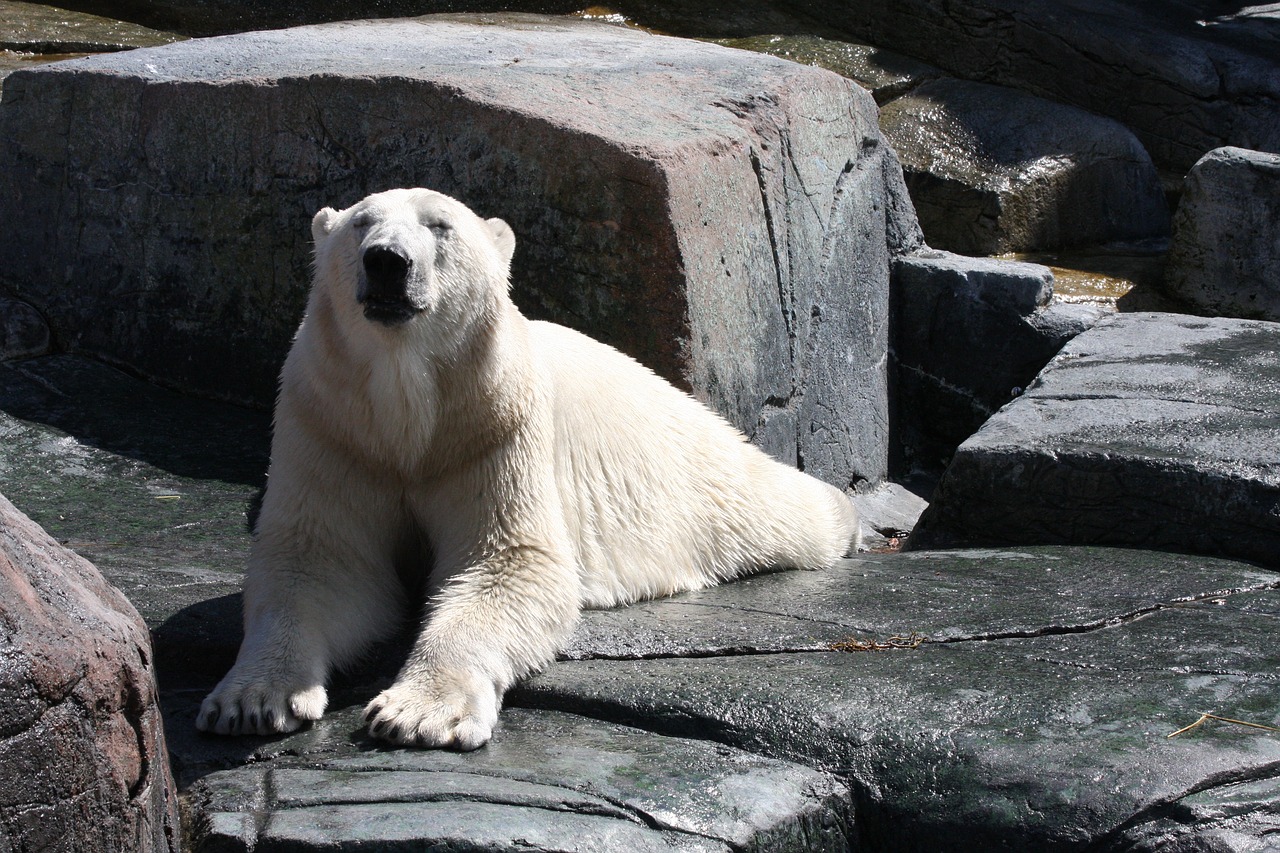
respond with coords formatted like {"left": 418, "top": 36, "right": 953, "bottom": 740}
{"left": 0, "top": 14, "right": 922, "bottom": 490}
{"left": 780, "top": 0, "right": 1280, "bottom": 173}
{"left": 879, "top": 78, "right": 1169, "bottom": 255}
{"left": 0, "top": 491, "right": 178, "bottom": 853}
{"left": 909, "top": 312, "right": 1280, "bottom": 566}
{"left": 1165, "top": 146, "right": 1280, "bottom": 322}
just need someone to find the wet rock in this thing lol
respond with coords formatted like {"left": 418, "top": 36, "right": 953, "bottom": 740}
{"left": 1165, "top": 147, "right": 1280, "bottom": 322}
{"left": 891, "top": 249, "right": 1106, "bottom": 474}
{"left": 782, "top": 0, "right": 1280, "bottom": 173}
{"left": 909, "top": 312, "right": 1280, "bottom": 567}
{"left": 880, "top": 78, "right": 1170, "bottom": 255}
{"left": 3, "top": 353, "right": 1279, "bottom": 852}
{"left": 0, "top": 0, "right": 180, "bottom": 53}
{"left": 712, "top": 33, "right": 941, "bottom": 104}
{"left": 0, "top": 491, "right": 179, "bottom": 852}
{"left": 186, "top": 708, "right": 852, "bottom": 853}
{"left": 0, "top": 295, "right": 50, "bottom": 360}
{"left": 0, "top": 14, "right": 921, "bottom": 490}
{"left": 524, "top": 545, "right": 1280, "bottom": 853}
{"left": 0, "top": 354, "right": 267, "bottom": 680}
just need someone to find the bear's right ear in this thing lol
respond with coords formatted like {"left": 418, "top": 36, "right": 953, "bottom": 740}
{"left": 485, "top": 217, "right": 516, "bottom": 267}
{"left": 311, "top": 207, "right": 338, "bottom": 244}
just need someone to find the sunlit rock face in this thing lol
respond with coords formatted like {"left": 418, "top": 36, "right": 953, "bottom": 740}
{"left": 0, "top": 13, "right": 924, "bottom": 490}
{"left": 880, "top": 78, "right": 1169, "bottom": 256}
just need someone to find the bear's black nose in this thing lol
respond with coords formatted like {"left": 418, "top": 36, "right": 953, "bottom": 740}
{"left": 362, "top": 246, "right": 411, "bottom": 294}
{"left": 360, "top": 246, "right": 417, "bottom": 325}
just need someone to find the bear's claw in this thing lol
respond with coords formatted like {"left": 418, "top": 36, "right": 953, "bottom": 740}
{"left": 362, "top": 675, "right": 498, "bottom": 751}
{"left": 197, "top": 683, "right": 327, "bottom": 736}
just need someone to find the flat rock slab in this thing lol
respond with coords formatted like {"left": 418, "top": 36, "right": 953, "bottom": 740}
{"left": 4, "top": 354, "right": 1279, "bottom": 851}
{"left": 910, "top": 312, "right": 1280, "bottom": 566}
{"left": 0, "top": 13, "right": 921, "bottom": 489}
{"left": 187, "top": 708, "right": 852, "bottom": 853}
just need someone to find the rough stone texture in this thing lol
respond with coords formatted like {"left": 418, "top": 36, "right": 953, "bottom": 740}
{"left": 0, "top": 491, "right": 179, "bottom": 852}
{"left": 186, "top": 708, "right": 852, "bottom": 853}
{"left": 0, "top": 14, "right": 922, "bottom": 491}
{"left": 879, "top": 78, "right": 1170, "bottom": 254}
{"left": 910, "top": 312, "right": 1280, "bottom": 567}
{"left": 891, "top": 249, "right": 1107, "bottom": 474}
{"left": 1165, "top": 147, "right": 1280, "bottom": 322}
{"left": 0, "top": 296, "right": 50, "bottom": 361}
{"left": 779, "top": 0, "right": 1280, "bottom": 173}
{"left": 3, "top": 353, "right": 1280, "bottom": 851}
{"left": 521, "top": 548, "right": 1280, "bottom": 852}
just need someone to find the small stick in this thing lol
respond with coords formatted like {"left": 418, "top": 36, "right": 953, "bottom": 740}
{"left": 1166, "top": 713, "right": 1280, "bottom": 739}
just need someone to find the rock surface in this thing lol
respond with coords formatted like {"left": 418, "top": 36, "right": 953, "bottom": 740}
{"left": 0, "top": 13, "right": 921, "bottom": 490}
{"left": 880, "top": 78, "right": 1170, "bottom": 255}
{"left": 782, "top": 0, "right": 1280, "bottom": 173}
{"left": 0, "top": 490, "right": 179, "bottom": 852}
{"left": 187, "top": 708, "right": 852, "bottom": 853}
{"left": 910, "top": 312, "right": 1280, "bottom": 567}
{"left": 1165, "top": 147, "right": 1280, "bottom": 323}
{"left": 0, "top": 295, "right": 50, "bottom": 360}
{"left": 3, "top": 353, "right": 1279, "bottom": 852}
{"left": 891, "top": 250, "right": 1107, "bottom": 474}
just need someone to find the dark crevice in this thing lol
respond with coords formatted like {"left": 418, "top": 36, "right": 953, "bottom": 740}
{"left": 1081, "top": 762, "right": 1280, "bottom": 853}
{"left": 561, "top": 581, "right": 1280, "bottom": 662}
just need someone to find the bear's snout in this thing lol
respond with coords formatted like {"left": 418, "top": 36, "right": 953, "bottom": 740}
{"left": 359, "top": 246, "right": 419, "bottom": 325}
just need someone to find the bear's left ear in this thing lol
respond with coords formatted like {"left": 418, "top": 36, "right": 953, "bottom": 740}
{"left": 311, "top": 207, "right": 338, "bottom": 245}
{"left": 485, "top": 217, "right": 516, "bottom": 267}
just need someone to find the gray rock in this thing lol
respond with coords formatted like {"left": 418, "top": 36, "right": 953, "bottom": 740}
{"left": 909, "top": 312, "right": 1280, "bottom": 566}
{"left": 1165, "top": 147, "right": 1280, "bottom": 322}
{"left": 891, "top": 249, "right": 1107, "bottom": 474}
{"left": 522, "top": 546, "right": 1280, "bottom": 853}
{"left": 0, "top": 295, "right": 50, "bottom": 360}
{"left": 3, "top": 353, "right": 1279, "bottom": 851}
{"left": 0, "top": 491, "right": 179, "bottom": 852}
{"left": 186, "top": 708, "right": 852, "bottom": 853}
{"left": 0, "top": 14, "right": 922, "bottom": 491}
{"left": 880, "top": 78, "right": 1170, "bottom": 254}
{"left": 780, "top": 0, "right": 1280, "bottom": 173}
{"left": 850, "top": 480, "right": 928, "bottom": 547}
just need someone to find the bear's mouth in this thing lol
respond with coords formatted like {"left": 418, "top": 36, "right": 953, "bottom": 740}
{"left": 361, "top": 298, "right": 421, "bottom": 326}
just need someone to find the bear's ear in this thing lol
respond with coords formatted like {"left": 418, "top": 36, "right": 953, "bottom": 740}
{"left": 311, "top": 207, "right": 338, "bottom": 245}
{"left": 485, "top": 217, "right": 516, "bottom": 266}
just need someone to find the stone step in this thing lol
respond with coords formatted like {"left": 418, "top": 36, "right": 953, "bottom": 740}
{"left": 910, "top": 311, "right": 1280, "bottom": 567}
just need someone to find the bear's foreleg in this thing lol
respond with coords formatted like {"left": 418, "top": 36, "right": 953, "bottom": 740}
{"left": 198, "top": 462, "right": 408, "bottom": 736}
{"left": 364, "top": 448, "right": 580, "bottom": 750}
{"left": 363, "top": 539, "right": 580, "bottom": 750}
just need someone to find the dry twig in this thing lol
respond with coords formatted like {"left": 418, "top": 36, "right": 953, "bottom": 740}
{"left": 1166, "top": 713, "right": 1280, "bottom": 739}
{"left": 831, "top": 631, "right": 926, "bottom": 652}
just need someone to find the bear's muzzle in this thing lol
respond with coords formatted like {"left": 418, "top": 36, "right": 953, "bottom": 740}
{"left": 359, "top": 246, "right": 420, "bottom": 325}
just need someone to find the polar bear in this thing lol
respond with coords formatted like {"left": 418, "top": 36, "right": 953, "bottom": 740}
{"left": 197, "top": 188, "right": 859, "bottom": 750}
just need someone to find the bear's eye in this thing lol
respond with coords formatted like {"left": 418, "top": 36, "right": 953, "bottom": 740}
{"left": 351, "top": 213, "right": 371, "bottom": 230}
{"left": 421, "top": 219, "right": 451, "bottom": 235}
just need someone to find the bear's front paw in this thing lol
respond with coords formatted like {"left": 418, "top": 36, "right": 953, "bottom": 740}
{"left": 197, "top": 681, "right": 328, "bottom": 736}
{"left": 362, "top": 670, "right": 499, "bottom": 751}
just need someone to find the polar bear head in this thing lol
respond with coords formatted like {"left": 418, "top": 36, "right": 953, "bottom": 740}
{"left": 309, "top": 188, "right": 516, "bottom": 336}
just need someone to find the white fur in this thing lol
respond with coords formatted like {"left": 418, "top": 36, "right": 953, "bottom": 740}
{"left": 197, "top": 188, "right": 859, "bottom": 749}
